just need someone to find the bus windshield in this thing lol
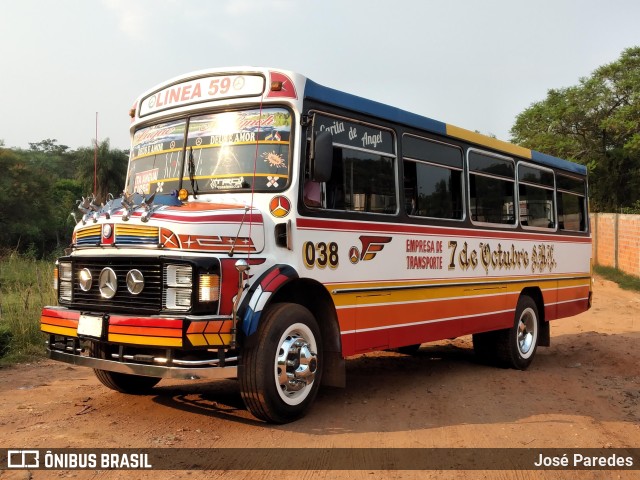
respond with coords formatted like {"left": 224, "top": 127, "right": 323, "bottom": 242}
{"left": 126, "top": 107, "right": 292, "bottom": 195}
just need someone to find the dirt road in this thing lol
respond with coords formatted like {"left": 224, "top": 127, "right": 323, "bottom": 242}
{"left": 1, "top": 275, "right": 639, "bottom": 479}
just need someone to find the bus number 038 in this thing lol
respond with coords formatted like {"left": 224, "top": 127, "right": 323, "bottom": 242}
{"left": 303, "top": 241, "right": 339, "bottom": 269}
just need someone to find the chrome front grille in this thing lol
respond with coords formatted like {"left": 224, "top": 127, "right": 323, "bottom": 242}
{"left": 69, "top": 258, "right": 162, "bottom": 313}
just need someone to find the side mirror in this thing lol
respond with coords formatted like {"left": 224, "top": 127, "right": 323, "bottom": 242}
{"left": 311, "top": 130, "right": 333, "bottom": 182}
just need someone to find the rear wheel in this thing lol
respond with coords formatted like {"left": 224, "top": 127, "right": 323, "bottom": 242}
{"left": 239, "top": 303, "right": 322, "bottom": 423}
{"left": 497, "top": 295, "right": 540, "bottom": 369}
{"left": 473, "top": 295, "right": 540, "bottom": 370}
{"left": 472, "top": 330, "right": 499, "bottom": 364}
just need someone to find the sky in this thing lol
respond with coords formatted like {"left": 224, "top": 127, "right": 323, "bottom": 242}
{"left": 1, "top": 0, "right": 639, "bottom": 151}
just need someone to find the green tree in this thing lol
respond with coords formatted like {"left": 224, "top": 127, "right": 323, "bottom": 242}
{"left": 25, "top": 138, "right": 76, "bottom": 180}
{"left": 51, "top": 178, "right": 83, "bottom": 248}
{"left": 74, "top": 139, "right": 128, "bottom": 203}
{"left": 511, "top": 47, "right": 640, "bottom": 211}
{"left": 0, "top": 148, "right": 54, "bottom": 254}
{"left": 28, "top": 138, "right": 69, "bottom": 154}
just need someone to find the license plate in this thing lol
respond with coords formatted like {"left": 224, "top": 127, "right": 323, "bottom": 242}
{"left": 77, "top": 314, "right": 103, "bottom": 338}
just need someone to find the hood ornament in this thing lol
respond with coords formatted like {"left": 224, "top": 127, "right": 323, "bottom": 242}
{"left": 120, "top": 191, "right": 137, "bottom": 221}
{"left": 76, "top": 194, "right": 100, "bottom": 225}
{"left": 140, "top": 192, "right": 158, "bottom": 222}
{"left": 71, "top": 189, "right": 164, "bottom": 227}
{"left": 102, "top": 193, "right": 115, "bottom": 220}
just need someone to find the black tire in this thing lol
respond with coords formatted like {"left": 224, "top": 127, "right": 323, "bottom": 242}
{"left": 239, "top": 303, "right": 322, "bottom": 423}
{"left": 497, "top": 295, "right": 540, "bottom": 370}
{"left": 473, "top": 295, "right": 540, "bottom": 370}
{"left": 396, "top": 344, "right": 421, "bottom": 355}
{"left": 94, "top": 369, "right": 161, "bottom": 394}
{"left": 472, "top": 330, "right": 500, "bottom": 365}
{"left": 91, "top": 342, "right": 161, "bottom": 394}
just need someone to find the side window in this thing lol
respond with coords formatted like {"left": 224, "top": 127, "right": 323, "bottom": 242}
{"left": 557, "top": 174, "right": 587, "bottom": 231}
{"left": 326, "top": 147, "right": 396, "bottom": 213}
{"left": 402, "top": 135, "right": 463, "bottom": 220}
{"left": 307, "top": 113, "right": 397, "bottom": 214}
{"left": 468, "top": 150, "right": 516, "bottom": 226}
{"left": 518, "top": 164, "right": 555, "bottom": 229}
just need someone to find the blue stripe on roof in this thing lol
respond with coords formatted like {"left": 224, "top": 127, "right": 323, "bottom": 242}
{"left": 305, "top": 79, "right": 587, "bottom": 177}
{"left": 304, "top": 80, "right": 447, "bottom": 136}
{"left": 531, "top": 150, "right": 587, "bottom": 176}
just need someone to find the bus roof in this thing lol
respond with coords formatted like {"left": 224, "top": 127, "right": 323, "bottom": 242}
{"left": 304, "top": 79, "right": 587, "bottom": 176}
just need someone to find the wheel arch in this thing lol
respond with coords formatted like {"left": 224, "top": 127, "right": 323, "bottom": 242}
{"left": 238, "top": 266, "right": 345, "bottom": 388}
{"left": 519, "top": 286, "right": 550, "bottom": 347}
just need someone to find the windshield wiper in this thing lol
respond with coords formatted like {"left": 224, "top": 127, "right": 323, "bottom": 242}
{"left": 188, "top": 147, "right": 199, "bottom": 199}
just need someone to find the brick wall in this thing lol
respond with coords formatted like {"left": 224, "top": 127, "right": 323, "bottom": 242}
{"left": 591, "top": 213, "right": 640, "bottom": 277}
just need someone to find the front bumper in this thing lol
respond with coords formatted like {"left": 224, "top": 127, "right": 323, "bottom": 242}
{"left": 46, "top": 348, "right": 237, "bottom": 380}
{"left": 42, "top": 305, "right": 239, "bottom": 380}
{"left": 41, "top": 306, "right": 233, "bottom": 348}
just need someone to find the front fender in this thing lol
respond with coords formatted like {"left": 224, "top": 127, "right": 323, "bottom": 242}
{"left": 239, "top": 264, "right": 298, "bottom": 337}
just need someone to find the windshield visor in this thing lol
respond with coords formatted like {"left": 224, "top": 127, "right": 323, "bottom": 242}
{"left": 127, "top": 107, "right": 292, "bottom": 195}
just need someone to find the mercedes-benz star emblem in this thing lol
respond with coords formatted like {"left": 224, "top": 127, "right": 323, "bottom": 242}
{"left": 78, "top": 268, "right": 93, "bottom": 292}
{"left": 98, "top": 268, "right": 118, "bottom": 299}
{"left": 126, "top": 269, "right": 145, "bottom": 295}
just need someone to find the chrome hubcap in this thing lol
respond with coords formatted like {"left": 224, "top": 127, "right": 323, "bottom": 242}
{"left": 275, "top": 326, "right": 318, "bottom": 404}
{"left": 517, "top": 308, "right": 536, "bottom": 356}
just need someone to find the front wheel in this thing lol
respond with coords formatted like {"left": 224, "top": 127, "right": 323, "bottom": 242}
{"left": 94, "top": 369, "right": 161, "bottom": 394}
{"left": 239, "top": 303, "right": 322, "bottom": 423}
{"left": 91, "top": 342, "right": 161, "bottom": 393}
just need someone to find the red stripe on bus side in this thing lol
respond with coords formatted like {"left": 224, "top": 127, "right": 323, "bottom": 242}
{"left": 296, "top": 218, "right": 592, "bottom": 243}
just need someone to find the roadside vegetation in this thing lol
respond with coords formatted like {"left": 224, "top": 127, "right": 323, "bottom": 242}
{"left": 594, "top": 265, "right": 640, "bottom": 292}
{"left": 0, "top": 251, "right": 56, "bottom": 365}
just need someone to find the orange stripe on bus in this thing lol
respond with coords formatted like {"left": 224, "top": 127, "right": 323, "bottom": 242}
{"left": 556, "top": 286, "right": 590, "bottom": 302}
{"left": 41, "top": 316, "right": 78, "bottom": 329}
{"left": 186, "top": 320, "right": 233, "bottom": 335}
{"left": 341, "top": 294, "right": 510, "bottom": 331}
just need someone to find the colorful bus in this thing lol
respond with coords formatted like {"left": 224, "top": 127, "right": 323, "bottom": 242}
{"left": 41, "top": 68, "right": 592, "bottom": 423}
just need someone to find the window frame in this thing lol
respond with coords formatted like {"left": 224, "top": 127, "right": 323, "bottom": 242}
{"left": 467, "top": 148, "right": 517, "bottom": 229}
{"left": 556, "top": 172, "right": 588, "bottom": 232}
{"left": 402, "top": 133, "right": 465, "bottom": 222}
{"left": 517, "top": 161, "right": 557, "bottom": 232}
{"left": 305, "top": 110, "right": 399, "bottom": 216}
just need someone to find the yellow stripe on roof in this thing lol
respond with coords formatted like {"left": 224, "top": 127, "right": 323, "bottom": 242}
{"left": 446, "top": 125, "right": 532, "bottom": 159}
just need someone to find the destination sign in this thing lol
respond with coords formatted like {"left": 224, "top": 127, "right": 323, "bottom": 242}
{"left": 139, "top": 75, "right": 265, "bottom": 117}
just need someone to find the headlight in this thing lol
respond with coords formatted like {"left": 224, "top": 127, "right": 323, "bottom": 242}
{"left": 58, "top": 262, "right": 72, "bottom": 281}
{"left": 57, "top": 261, "right": 72, "bottom": 302}
{"left": 165, "top": 288, "right": 192, "bottom": 310}
{"left": 59, "top": 281, "right": 73, "bottom": 302}
{"left": 163, "top": 264, "right": 193, "bottom": 311}
{"left": 165, "top": 264, "right": 193, "bottom": 287}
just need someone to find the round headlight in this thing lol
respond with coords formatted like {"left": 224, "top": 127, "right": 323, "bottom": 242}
{"left": 78, "top": 268, "right": 93, "bottom": 292}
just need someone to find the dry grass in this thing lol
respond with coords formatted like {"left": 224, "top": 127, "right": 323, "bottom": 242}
{"left": 0, "top": 253, "right": 56, "bottom": 363}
